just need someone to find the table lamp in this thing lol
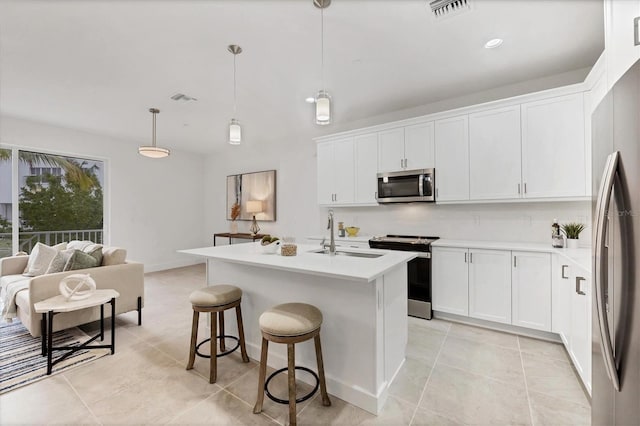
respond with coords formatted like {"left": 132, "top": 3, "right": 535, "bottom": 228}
{"left": 246, "top": 200, "right": 263, "bottom": 236}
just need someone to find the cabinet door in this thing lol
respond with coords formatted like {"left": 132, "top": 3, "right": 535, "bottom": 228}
{"left": 570, "top": 269, "right": 591, "bottom": 389}
{"left": 332, "top": 138, "right": 355, "bottom": 204}
{"left": 521, "top": 93, "right": 586, "bottom": 198}
{"left": 317, "top": 142, "right": 334, "bottom": 205}
{"left": 404, "top": 122, "right": 435, "bottom": 170}
{"left": 551, "top": 255, "right": 572, "bottom": 344}
{"left": 434, "top": 115, "right": 469, "bottom": 201}
{"left": 512, "top": 251, "right": 552, "bottom": 331}
{"left": 468, "top": 249, "right": 512, "bottom": 324}
{"left": 354, "top": 133, "right": 378, "bottom": 204}
{"left": 605, "top": 0, "right": 640, "bottom": 89}
{"left": 432, "top": 247, "right": 469, "bottom": 316}
{"left": 469, "top": 106, "right": 522, "bottom": 200}
{"left": 378, "top": 128, "right": 405, "bottom": 173}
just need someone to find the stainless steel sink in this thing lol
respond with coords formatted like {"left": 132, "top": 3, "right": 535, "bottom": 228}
{"left": 310, "top": 249, "right": 384, "bottom": 258}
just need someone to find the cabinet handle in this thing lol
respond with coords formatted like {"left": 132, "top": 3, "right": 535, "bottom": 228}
{"left": 469, "top": 253, "right": 473, "bottom": 263}
{"left": 576, "top": 276, "right": 586, "bottom": 295}
{"left": 334, "top": 193, "right": 337, "bottom": 202}
{"left": 400, "top": 159, "right": 404, "bottom": 168}
{"left": 375, "top": 191, "right": 378, "bottom": 199}
{"left": 524, "top": 183, "right": 527, "bottom": 194}
{"left": 436, "top": 188, "right": 439, "bottom": 198}
{"left": 513, "top": 255, "right": 517, "bottom": 267}
{"left": 635, "top": 17, "right": 640, "bottom": 46}
{"left": 561, "top": 265, "right": 569, "bottom": 279}
{"left": 464, "top": 252, "right": 467, "bottom": 263}
{"left": 517, "top": 183, "right": 521, "bottom": 194}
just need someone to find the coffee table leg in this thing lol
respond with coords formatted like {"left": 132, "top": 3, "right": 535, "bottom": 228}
{"left": 100, "top": 304, "right": 104, "bottom": 341}
{"left": 47, "top": 310, "right": 53, "bottom": 375}
{"left": 41, "top": 313, "right": 47, "bottom": 356}
{"left": 110, "top": 298, "right": 116, "bottom": 354}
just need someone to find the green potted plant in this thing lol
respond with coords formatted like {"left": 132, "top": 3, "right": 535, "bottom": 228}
{"left": 561, "top": 222, "right": 586, "bottom": 249}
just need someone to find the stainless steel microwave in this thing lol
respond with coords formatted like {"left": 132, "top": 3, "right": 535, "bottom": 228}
{"left": 376, "top": 168, "right": 435, "bottom": 203}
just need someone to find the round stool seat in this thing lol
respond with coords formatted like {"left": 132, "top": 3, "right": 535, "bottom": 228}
{"left": 259, "top": 303, "right": 322, "bottom": 337}
{"left": 189, "top": 285, "right": 242, "bottom": 307}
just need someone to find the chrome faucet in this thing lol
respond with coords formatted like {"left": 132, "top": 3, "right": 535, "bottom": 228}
{"left": 326, "top": 210, "right": 336, "bottom": 255}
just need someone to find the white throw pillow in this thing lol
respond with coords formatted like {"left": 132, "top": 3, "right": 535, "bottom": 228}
{"left": 22, "top": 242, "right": 67, "bottom": 277}
{"left": 68, "top": 240, "right": 94, "bottom": 251}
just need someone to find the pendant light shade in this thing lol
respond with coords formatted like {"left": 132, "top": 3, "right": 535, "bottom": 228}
{"left": 138, "top": 108, "right": 170, "bottom": 158}
{"left": 229, "top": 118, "right": 241, "bottom": 145}
{"left": 228, "top": 44, "right": 243, "bottom": 145}
{"left": 314, "top": 0, "right": 331, "bottom": 126}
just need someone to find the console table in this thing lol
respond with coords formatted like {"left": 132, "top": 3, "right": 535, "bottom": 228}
{"left": 213, "top": 232, "right": 266, "bottom": 246}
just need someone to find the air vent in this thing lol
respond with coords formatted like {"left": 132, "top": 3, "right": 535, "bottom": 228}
{"left": 429, "top": 0, "right": 471, "bottom": 19}
{"left": 170, "top": 93, "right": 198, "bottom": 102}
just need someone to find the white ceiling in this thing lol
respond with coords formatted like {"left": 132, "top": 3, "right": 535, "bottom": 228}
{"left": 0, "top": 0, "right": 604, "bottom": 154}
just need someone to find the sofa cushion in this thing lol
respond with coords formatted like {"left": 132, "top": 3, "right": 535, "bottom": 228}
{"left": 46, "top": 249, "right": 75, "bottom": 274}
{"left": 22, "top": 242, "right": 67, "bottom": 277}
{"left": 1, "top": 274, "right": 31, "bottom": 321}
{"left": 63, "top": 250, "right": 100, "bottom": 271}
{"left": 102, "top": 247, "right": 127, "bottom": 266}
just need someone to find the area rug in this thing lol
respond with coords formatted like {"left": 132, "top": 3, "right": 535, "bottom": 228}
{"left": 0, "top": 320, "right": 110, "bottom": 394}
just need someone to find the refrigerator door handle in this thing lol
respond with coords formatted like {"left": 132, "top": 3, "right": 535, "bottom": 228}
{"left": 594, "top": 151, "right": 621, "bottom": 392}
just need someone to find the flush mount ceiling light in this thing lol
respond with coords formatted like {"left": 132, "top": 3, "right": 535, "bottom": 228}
{"left": 314, "top": 0, "right": 331, "bottom": 125}
{"left": 228, "top": 44, "right": 243, "bottom": 145}
{"left": 484, "top": 38, "right": 503, "bottom": 49}
{"left": 138, "top": 108, "right": 170, "bottom": 158}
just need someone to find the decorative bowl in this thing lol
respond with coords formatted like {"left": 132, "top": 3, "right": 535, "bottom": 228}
{"left": 345, "top": 226, "right": 360, "bottom": 237}
{"left": 261, "top": 240, "right": 281, "bottom": 254}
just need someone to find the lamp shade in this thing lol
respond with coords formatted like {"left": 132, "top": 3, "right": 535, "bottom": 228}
{"left": 138, "top": 146, "right": 170, "bottom": 158}
{"left": 315, "top": 90, "right": 331, "bottom": 125}
{"left": 229, "top": 119, "right": 241, "bottom": 145}
{"left": 246, "top": 200, "right": 263, "bottom": 214}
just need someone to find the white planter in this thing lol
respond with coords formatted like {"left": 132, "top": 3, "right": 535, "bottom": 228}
{"left": 566, "top": 238, "right": 579, "bottom": 249}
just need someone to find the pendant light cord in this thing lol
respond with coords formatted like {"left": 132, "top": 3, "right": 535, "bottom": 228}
{"left": 233, "top": 53, "right": 237, "bottom": 116}
{"left": 151, "top": 110, "right": 157, "bottom": 147}
{"left": 321, "top": 6, "right": 325, "bottom": 91}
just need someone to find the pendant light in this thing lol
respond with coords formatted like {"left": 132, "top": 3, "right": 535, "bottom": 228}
{"left": 138, "top": 108, "right": 170, "bottom": 158}
{"left": 228, "top": 44, "right": 243, "bottom": 145}
{"left": 314, "top": 0, "right": 331, "bottom": 125}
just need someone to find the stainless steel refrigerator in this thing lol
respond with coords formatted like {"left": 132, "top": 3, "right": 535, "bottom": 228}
{"left": 591, "top": 59, "right": 640, "bottom": 425}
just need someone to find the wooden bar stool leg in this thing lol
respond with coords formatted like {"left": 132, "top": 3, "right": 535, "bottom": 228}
{"left": 219, "top": 311, "right": 226, "bottom": 352}
{"left": 210, "top": 311, "right": 217, "bottom": 384}
{"left": 235, "top": 304, "right": 250, "bottom": 362}
{"left": 314, "top": 333, "right": 331, "bottom": 406}
{"left": 253, "top": 337, "right": 269, "bottom": 414}
{"left": 287, "top": 343, "right": 297, "bottom": 426}
{"left": 186, "top": 310, "right": 199, "bottom": 370}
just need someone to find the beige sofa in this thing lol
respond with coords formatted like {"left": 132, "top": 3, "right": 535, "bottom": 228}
{"left": 0, "top": 254, "right": 144, "bottom": 337}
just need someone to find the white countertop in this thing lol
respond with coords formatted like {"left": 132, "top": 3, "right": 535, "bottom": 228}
{"left": 179, "top": 242, "right": 416, "bottom": 283}
{"left": 432, "top": 239, "right": 592, "bottom": 273}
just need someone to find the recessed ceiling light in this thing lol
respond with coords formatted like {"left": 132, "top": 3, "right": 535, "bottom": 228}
{"left": 484, "top": 38, "right": 503, "bottom": 49}
{"left": 305, "top": 97, "right": 316, "bottom": 103}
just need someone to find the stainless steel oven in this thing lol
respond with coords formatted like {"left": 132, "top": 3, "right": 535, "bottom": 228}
{"left": 369, "top": 235, "right": 439, "bottom": 319}
{"left": 376, "top": 169, "right": 435, "bottom": 204}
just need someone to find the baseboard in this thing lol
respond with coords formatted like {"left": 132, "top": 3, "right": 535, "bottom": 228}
{"left": 143, "top": 258, "right": 205, "bottom": 273}
{"left": 245, "top": 341, "right": 381, "bottom": 415}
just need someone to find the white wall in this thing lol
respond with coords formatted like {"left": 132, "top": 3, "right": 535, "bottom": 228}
{"left": 204, "top": 68, "right": 593, "bottom": 248}
{"left": 0, "top": 115, "right": 206, "bottom": 271}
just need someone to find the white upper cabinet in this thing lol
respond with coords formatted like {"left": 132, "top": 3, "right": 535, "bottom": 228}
{"left": 605, "top": 0, "right": 640, "bottom": 90}
{"left": 434, "top": 115, "right": 469, "bottom": 201}
{"left": 316, "top": 138, "right": 355, "bottom": 205}
{"left": 521, "top": 93, "right": 586, "bottom": 199}
{"left": 378, "top": 128, "right": 405, "bottom": 173}
{"left": 404, "top": 122, "right": 435, "bottom": 170}
{"left": 469, "top": 106, "right": 522, "bottom": 200}
{"left": 511, "top": 251, "right": 552, "bottom": 332}
{"left": 354, "top": 133, "right": 379, "bottom": 204}
{"left": 378, "top": 123, "right": 434, "bottom": 173}
{"left": 468, "top": 249, "right": 512, "bottom": 324}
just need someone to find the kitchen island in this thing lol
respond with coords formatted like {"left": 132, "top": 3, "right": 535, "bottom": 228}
{"left": 179, "top": 242, "right": 415, "bottom": 414}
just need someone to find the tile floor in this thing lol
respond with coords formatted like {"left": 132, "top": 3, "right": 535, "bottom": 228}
{"left": 0, "top": 264, "right": 591, "bottom": 425}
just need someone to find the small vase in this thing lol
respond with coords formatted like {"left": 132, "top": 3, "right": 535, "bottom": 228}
{"left": 566, "top": 238, "right": 579, "bottom": 249}
{"left": 230, "top": 221, "right": 238, "bottom": 234}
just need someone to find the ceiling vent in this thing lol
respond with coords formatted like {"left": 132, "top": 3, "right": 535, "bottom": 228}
{"left": 429, "top": 0, "right": 472, "bottom": 19}
{"left": 170, "top": 93, "right": 198, "bottom": 102}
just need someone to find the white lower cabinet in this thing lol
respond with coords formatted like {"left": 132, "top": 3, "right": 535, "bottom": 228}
{"left": 569, "top": 265, "right": 592, "bottom": 391}
{"left": 432, "top": 247, "right": 469, "bottom": 316}
{"left": 551, "top": 256, "right": 572, "bottom": 343}
{"left": 468, "top": 249, "right": 512, "bottom": 324}
{"left": 512, "top": 251, "right": 552, "bottom": 331}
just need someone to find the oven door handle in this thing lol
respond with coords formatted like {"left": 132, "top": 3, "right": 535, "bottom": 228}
{"left": 414, "top": 252, "right": 431, "bottom": 259}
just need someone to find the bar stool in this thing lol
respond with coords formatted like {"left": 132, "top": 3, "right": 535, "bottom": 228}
{"left": 253, "top": 303, "right": 331, "bottom": 426}
{"left": 186, "top": 285, "right": 249, "bottom": 383}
